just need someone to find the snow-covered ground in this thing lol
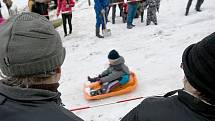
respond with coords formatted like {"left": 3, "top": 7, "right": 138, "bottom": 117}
{"left": 3, "top": 0, "right": 215, "bottom": 120}
{"left": 58, "top": 0, "right": 215, "bottom": 120}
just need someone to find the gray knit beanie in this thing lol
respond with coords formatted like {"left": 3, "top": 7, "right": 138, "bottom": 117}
{"left": 0, "top": 12, "right": 66, "bottom": 77}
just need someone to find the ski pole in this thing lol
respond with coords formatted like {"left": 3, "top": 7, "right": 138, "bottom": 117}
{"left": 70, "top": 96, "right": 144, "bottom": 112}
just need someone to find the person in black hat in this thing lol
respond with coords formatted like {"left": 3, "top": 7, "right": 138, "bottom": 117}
{"left": 121, "top": 32, "right": 215, "bottom": 121}
{"left": 88, "top": 49, "right": 130, "bottom": 96}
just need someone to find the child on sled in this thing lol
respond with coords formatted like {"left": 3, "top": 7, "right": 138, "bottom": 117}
{"left": 88, "top": 50, "right": 130, "bottom": 96}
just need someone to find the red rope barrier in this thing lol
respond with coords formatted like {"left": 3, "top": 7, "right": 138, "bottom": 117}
{"left": 70, "top": 96, "right": 144, "bottom": 112}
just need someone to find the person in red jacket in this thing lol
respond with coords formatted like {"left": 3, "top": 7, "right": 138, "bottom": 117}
{"left": 57, "top": 0, "right": 75, "bottom": 37}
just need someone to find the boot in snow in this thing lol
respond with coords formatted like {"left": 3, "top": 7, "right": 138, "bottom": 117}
{"left": 127, "top": 25, "right": 133, "bottom": 29}
{"left": 141, "top": 18, "right": 144, "bottom": 23}
{"left": 96, "top": 28, "right": 104, "bottom": 38}
{"left": 196, "top": 0, "right": 204, "bottom": 12}
{"left": 185, "top": 9, "right": 189, "bottom": 16}
{"left": 112, "top": 18, "right": 115, "bottom": 24}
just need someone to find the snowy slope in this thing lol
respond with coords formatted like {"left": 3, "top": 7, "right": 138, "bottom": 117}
{"left": 7, "top": 0, "right": 215, "bottom": 120}
{"left": 58, "top": 0, "right": 215, "bottom": 120}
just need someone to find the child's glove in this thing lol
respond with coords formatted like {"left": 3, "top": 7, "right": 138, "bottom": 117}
{"left": 88, "top": 76, "right": 100, "bottom": 83}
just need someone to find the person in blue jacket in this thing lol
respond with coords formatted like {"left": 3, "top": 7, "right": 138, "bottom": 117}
{"left": 94, "top": 0, "right": 109, "bottom": 38}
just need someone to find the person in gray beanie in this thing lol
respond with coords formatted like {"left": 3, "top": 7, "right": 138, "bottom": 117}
{"left": 121, "top": 32, "right": 215, "bottom": 121}
{"left": 0, "top": 12, "right": 83, "bottom": 121}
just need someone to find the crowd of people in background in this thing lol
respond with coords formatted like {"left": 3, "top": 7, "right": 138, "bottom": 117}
{"left": 28, "top": 0, "right": 75, "bottom": 37}
{"left": 93, "top": 0, "right": 205, "bottom": 38}
{"left": 92, "top": 0, "right": 160, "bottom": 38}
{"left": 0, "top": 0, "right": 205, "bottom": 38}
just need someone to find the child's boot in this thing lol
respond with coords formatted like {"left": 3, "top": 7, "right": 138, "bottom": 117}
{"left": 90, "top": 89, "right": 102, "bottom": 96}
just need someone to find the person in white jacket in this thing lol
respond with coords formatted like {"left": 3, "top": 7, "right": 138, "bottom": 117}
{"left": 0, "top": 0, "right": 9, "bottom": 19}
{"left": 0, "top": 1, "right": 5, "bottom": 25}
{"left": 3, "top": 0, "right": 17, "bottom": 17}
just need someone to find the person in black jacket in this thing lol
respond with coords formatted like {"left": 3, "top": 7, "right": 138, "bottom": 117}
{"left": 0, "top": 12, "right": 83, "bottom": 121}
{"left": 121, "top": 32, "right": 215, "bottom": 121}
{"left": 32, "top": 0, "right": 50, "bottom": 19}
{"left": 110, "top": 3, "right": 124, "bottom": 24}
{"left": 0, "top": 2, "right": 1, "bottom": 16}
{"left": 185, "top": 0, "right": 204, "bottom": 16}
{"left": 0, "top": 2, "right": 2, "bottom": 18}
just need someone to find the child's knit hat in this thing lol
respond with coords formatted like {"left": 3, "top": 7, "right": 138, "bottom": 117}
{"left": 108, "top": 50, "right": 120, "bottom": 60}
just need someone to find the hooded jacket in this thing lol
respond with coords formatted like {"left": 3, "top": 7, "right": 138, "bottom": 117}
{"left": 121, "top": 90, "right": 215, "bottom": 121}
{"left": 100, "top": 56, "right": 130, "bottom": 83}
{"left": 0, "top": 80, "right": 83, "bottom": 121}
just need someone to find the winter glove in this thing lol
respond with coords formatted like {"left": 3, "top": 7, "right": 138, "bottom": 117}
{"left": 101, "top": 9, "right": 106, "bottom": 15}
{"left": 88, "top": 76, "right": 100, "bottom": 83}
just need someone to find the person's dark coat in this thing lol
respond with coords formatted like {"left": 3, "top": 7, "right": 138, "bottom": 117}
{"left": 121, "top": 90, "right": 215, "bottom": 121}
{"left": 0, "top": 80, "right": 83, "bottom": 121}
{"left": 0, "top": 2, "right": 2, "bottom": 18}
{"left": 32, "top": 2, "right": 49, "bottom": 18}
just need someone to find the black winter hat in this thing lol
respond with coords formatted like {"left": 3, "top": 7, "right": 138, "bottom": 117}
{"left": 182, "top": 32, "right": 215, "bottom": 103}
{"left": 108, "top": 50, "right": 120, "bottom": 60}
